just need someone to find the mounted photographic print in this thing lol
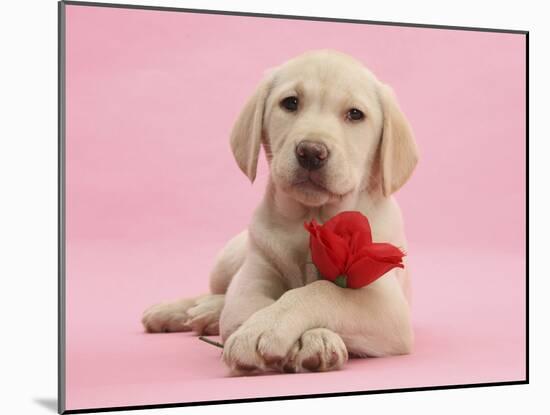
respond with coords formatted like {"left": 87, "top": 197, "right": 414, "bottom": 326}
{"left": 58, "top": 1, "right": 528, "bottom": 413}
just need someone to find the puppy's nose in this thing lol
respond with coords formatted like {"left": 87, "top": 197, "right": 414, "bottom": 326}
{"left": 295, "top": 141, "right": 329, "bottom": 171}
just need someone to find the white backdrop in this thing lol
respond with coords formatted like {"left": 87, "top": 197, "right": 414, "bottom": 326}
{"left": 0, "top": 0, "right": 544, "bottom": 414}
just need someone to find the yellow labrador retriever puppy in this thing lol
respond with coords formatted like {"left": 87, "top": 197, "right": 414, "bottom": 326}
{"left": 142, "top": 50, "right": 418, "bottom": 375}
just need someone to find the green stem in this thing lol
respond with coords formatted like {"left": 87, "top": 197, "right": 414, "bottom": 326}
{"left": 198, "top": 336, "right": 224, "bottom": 349}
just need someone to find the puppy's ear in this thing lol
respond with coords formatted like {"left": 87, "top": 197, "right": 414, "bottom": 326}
{"left": 230, "top": 74, "right": 274, "bottom": 182}
{"left": 378, "top": 84, "right": 419, "bottom": 196}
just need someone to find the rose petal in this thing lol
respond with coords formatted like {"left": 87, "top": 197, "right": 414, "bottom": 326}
{"left": 304, "top": 220, "right": 348, "bottom": 280}
{"left": 305, "top": 220, "right": 348, "bottom": 266}
{"left": 356, "top": 243, "right": 405, "bottom": 263}
{"left": 348, "top": 231, "right": 372, "bottom": 256}
{"left": 309, "top": 237, "right": 341, "bottom": 280}
{"left": 346, "top": 256, "right": 404, "bottom": 288}
{"left": 323, "top": 211, "right": 373, "bottom": 245}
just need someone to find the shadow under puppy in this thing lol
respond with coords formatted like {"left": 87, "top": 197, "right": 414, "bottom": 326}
{"left": 143, "top": 49, "right": 419, "bottom": 375}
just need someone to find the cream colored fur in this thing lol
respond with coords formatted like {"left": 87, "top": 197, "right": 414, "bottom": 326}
{"left": 142, "top": 50, "right": 418, "bottom": 375}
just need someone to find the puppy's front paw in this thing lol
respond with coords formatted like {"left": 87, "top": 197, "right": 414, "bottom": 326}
{"left": 282, "top": 328, "right": 348, "bottom": 373}
{"left": 222, "top": 311, "right": 295, "bottom": 375}
{"left": 142, "top": 298, "right": 196, "bottom": 333}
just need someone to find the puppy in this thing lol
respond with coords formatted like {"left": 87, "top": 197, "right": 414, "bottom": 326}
{"left": 142, "top": 50, "right": 418, "bottom": 375}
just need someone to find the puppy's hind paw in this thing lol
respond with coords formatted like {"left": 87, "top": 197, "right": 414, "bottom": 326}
{"left": 185, "top": 294, "right": 225, "bottom": 335}
{"left": 142, "top": 298, "right": 197, "bottom": 333}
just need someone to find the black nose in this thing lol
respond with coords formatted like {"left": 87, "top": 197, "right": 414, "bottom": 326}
{"left": 295, "top": 141, "right": 329, "bottom": 171}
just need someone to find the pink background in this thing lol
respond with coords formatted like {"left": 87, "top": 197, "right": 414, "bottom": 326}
{"left": 64, "top": 4, "right": 526, "bottom": 411}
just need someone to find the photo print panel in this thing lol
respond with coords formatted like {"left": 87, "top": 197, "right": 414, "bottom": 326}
{"left": 59, "top": 1, "right": 528, "bottom": 413}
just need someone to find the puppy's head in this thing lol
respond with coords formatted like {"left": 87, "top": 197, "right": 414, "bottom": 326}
{"left": 230, "top": 50, "right": 418, "bottom": 207}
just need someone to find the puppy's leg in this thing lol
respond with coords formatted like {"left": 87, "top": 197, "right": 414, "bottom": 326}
{"left": 219, "top": 251, "right": 287, "bottom": 344}
{"left": 209, "top": 231, "right": 247, "bottom": 294}
{"left": 142, "top": 231, "right": 247, "bottom": 334}
{"left": 223, "top": 272, "right": 412, "bottom": 374}
{"left": 183, "top": 231, "right": 247, "bottom": 334}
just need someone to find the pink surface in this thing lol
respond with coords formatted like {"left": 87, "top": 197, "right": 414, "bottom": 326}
{"left": 64, "top": 4, "right": 526, "bottom": 411}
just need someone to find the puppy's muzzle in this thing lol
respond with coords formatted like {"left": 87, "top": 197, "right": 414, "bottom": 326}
{"left": 295, "top": 140, "right": 329, "bottom": 171}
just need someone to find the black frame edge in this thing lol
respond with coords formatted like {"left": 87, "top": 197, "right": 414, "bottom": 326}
{"left": 525, "top": 31, "right": 530, "bottom": 384}
{"left": 58, "top": 1, "right": 67, "bottom": 414}
{"left": 62, "top": 0, "right": 528, "bottom": 35}
{"left": 63, "top": 380, "right": 528, "bottom": 414}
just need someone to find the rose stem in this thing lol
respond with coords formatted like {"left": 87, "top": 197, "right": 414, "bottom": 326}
{"left": 198, "top": 336, "right": 224, "bottom": 349}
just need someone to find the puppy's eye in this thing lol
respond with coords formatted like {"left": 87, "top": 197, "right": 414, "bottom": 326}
{"left": 280, "top": 96, "right": 299, "bottom": 112}
{"left": 346, "top": 108, "right": 365, "bottom": 121}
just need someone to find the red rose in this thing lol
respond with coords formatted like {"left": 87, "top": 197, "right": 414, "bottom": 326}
{"left": 304, "top": 211, "right": 405, "bottom": 289}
